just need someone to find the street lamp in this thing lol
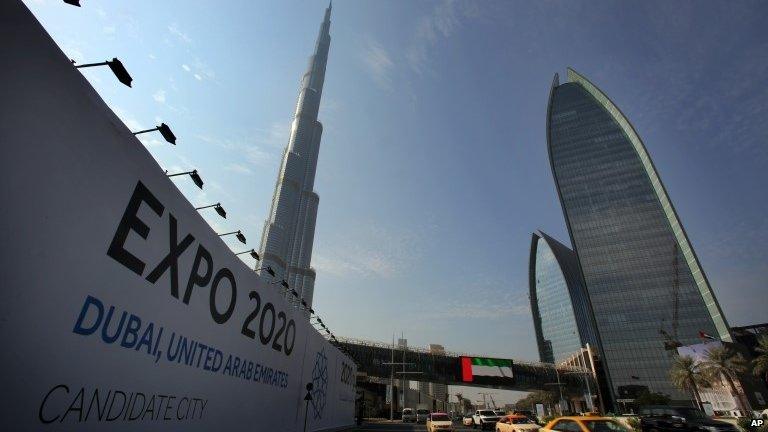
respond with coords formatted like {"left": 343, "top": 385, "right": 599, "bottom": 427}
{"left": 73, "top": 58, "right": 132, "bottom": 87}
{"left": 167, "top": 169, "right": 203, "bottom": 189}
{"left": 195, "top": 203, "right": 226, "bottom": 218}
{"left": 133, "top": 123, "right": 176, "bottom": 144}
{"left": 255, "top": 266, "right": 276, "bottom": 277}
{"left": 218, "top": 230, "right": 246, "bottom": 244}
{"left": 235, "top": 249, "right": 260, "bottom": 260}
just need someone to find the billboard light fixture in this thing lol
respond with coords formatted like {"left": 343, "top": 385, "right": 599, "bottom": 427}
{"left": 74, "top": 58, "right": 132, "bottom": 87}
{"left": 235, "top": 249, "right": 260, "bottom": 261}
{"left": 134, "top": 123, "right": 176, "bottom": 144}
{"left": 218, "top": 230, "right": 246, "bottom": 245}
{"left": 255, "top": 266, "right": 276, "bottom": 277}
{"left": 167, "top": 169, "right": 203, "bottom": 189}
{"left": 195, "top": 203, "right": 226, "bottom": 218}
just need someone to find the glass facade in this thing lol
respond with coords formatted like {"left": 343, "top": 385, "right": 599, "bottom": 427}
{"left": 547, "top": 69, "right": 731, "bottom": 405}
{"left": 529, "top": 231, "right": 599, "bottom": 364}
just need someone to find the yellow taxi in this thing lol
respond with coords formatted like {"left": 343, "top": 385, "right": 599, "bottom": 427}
{"left": 495, "top": 414, "right": 541, "bottom": 432}
{"left": 541, "top": 415, "right": 631, "bottom": 432}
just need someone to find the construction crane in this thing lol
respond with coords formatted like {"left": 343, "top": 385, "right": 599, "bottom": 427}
{"left": 659, "top": 243, "right": 682, "bottom": 351}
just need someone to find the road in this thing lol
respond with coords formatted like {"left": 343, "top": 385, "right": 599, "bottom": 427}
{"left": 349, "top": 421, "right": 480, "bottom": 431}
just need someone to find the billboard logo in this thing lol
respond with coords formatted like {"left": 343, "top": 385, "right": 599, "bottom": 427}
{"left": 310, "top": 349, "right": 328, "bottom": 419}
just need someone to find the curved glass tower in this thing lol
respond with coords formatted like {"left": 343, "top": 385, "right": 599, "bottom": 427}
{"left": 529, "top": 230, "right": 599, "bottom": 364}
{"left": 547, "top": 68, "right": 731, "bottom": 405}
{"left": 258, "top": 3, "right": 332, "bottom": 312}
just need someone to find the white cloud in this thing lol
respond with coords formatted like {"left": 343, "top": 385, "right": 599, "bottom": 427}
{"left": 167, "top": 23, "right": 192, "bottom": 44}
{"left": 254, "top": 121, "right": 291, "bottom": 149}
{"left": 406, "top": 0, "right": 475, "bottom": 75}
{"left": 103, "top": 26, "right": 116, "bottom": 35}
{"left": 224, "top": 163, "right": 253, "bottom": 175}
{"left": 196, "top": 134, "right": 276, "bottom": 168}
{"left": 152, "top": 89, "right": 166, "bottom": 104}
{"left": 148, "top": 53, "right": 157, "bottom": 60}
{"left": 110, "top": 106, "right": 143, "bottom": 131}
{"left": 362, "top": 39, "right": 394, "bottom": 90}
{"left": 419, "top": 278, "right": 530, "bottom": 321}
{"left": 194, "top": 74, "right": 203, "bottom": 81}
{"left": 313, "top": 223, "right": 422, "bottom": 279}
{"left": 182, "top": 64, "right": 191, "bottom": 72}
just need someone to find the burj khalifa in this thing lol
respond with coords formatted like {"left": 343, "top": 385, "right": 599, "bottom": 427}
{"left": 257, "top": 2, "right": 332, "bottom": 312}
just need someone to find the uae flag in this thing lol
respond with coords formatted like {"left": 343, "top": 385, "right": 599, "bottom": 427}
{"left": 461, "top": 357, "right": 514, "bottom": 383}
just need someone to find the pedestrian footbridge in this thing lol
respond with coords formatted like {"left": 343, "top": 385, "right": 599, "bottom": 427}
{"left": 336, "top": 337, "right": 594, "bottom": 394}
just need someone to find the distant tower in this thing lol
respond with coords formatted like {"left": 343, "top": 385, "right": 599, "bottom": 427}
{"left": 547, "top": 67, "right": 731, "bottom": 407}
{"left": 258, "top": 2, "right": 332, "bottom": 312}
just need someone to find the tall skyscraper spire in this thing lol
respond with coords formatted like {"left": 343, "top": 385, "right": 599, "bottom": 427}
{"left": 257, "top": 3, "right": 332, "bottom": 313}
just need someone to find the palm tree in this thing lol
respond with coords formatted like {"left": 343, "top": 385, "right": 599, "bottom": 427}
{"left": 701, "top": 345, "right": 750, "bottom": 413}
{"left": 669, "top": 355, "right": 709, "bottom": 409}
{"left": 752, "top": 335, "right": 768, "bottom": 383}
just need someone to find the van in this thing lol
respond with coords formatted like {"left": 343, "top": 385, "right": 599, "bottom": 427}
{"left": 402, "top": 408, "right": 415, "bottom": 423}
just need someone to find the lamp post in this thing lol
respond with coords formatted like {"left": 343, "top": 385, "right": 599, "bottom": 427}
{"left": 195, "top": 203, "right": 226, "bottom": 218}
{"left": 167, "top": 169, "right": 203, "bottom": 189}
{"left": 218, "top": 230, "right": 246, "bottom": 244}
{"left": 133, "top": 123, "right": 176, "bottom": 144}
{"left": 73, "top": 58, "right": 132, "bottom": 87}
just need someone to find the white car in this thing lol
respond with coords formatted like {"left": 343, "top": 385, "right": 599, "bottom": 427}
{"left": 402, "top": 408, "right": 416, "bottom": 423}
{"left": 427, "top": 412, "right": 453, "bottom": 431}
{"left": 495, "top": 414, "right": 541, "bottom": 432}
{"left": 473, "top": 409, "right": 501, "bottom": 430}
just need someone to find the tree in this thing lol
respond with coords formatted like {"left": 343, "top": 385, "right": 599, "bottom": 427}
{"left": 752, "top": 335, "right": 768, "bottom": 383}
{"left": 701, "top": 344, "right": 750, "bottom": 413}
{"left": 634, "top": 390, "right": 671, "bottom": 407}
{"left": 515, "top": 390, "right": 556, "bottom": 412}
{"left": 669, "top": 355, "right": 710, "bottom": 409}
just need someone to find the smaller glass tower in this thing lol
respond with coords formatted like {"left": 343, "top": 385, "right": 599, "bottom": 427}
{"left": 529, "top": 230, "right": 599, "bottom": 364}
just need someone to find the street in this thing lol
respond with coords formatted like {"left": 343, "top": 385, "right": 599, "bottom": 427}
{"left": 349, "top": 420, "right": 479, "bottom": 431}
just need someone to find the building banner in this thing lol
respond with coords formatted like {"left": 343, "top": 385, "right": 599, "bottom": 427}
{"left": 0, "top": 1, "right": 354, "bottom": 431}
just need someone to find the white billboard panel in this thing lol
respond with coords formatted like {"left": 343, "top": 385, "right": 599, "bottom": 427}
{"left": 0, "top": 2, "right": 355, "bottom": 430}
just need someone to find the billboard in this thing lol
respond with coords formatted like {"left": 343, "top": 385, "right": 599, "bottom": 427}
{"left": 460, "top": 356, "right": 514, "bottom": 386}
{"left": 0, "top": 1, "right": 355, "bottom": 430}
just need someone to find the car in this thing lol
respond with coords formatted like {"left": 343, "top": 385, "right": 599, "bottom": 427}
{"left": 402, "top": 408, "right": 416, "bottom": 423}
{"left": 464, "top": 414, "right": 476, "bottom": 427}
{"left": 473, "top": 409, "right": 502, "bottom": 430}
{"left": 541, "top": 415, "right": 631, "bottom": 432}
{"left": 638, "top": 406, "right": 738, "bottom": 432}
{"left": 496, "top": 414, "right": 541, "bottom": 432}
{"left": 427, "top": 412, "right": 454, "bottom": 432}
{"left": 417, "top": 408, "right": 431, "bottom": 424}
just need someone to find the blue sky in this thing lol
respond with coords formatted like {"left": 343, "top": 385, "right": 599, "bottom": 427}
{"left": 24, "top": 0, "right": 768, "bottom": 403}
